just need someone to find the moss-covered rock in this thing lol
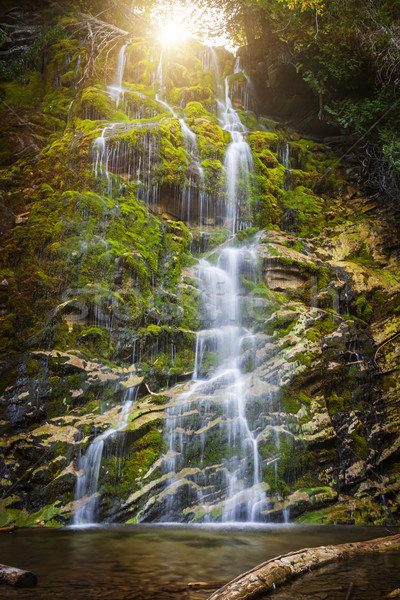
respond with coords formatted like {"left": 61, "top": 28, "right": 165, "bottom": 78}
{"left": 1, "top": 15, "right": 399, "bottom": 527}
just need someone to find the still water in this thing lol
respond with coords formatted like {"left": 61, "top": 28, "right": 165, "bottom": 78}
{"left": 0, "top": 525, "right": 399, "bottom": 599}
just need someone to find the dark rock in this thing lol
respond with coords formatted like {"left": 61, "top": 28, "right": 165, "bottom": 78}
{"left": 237, "top": 37, "right": 340, "bottom": 138}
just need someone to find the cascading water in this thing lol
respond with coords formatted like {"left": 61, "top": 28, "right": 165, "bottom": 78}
{"left": 210, "top": 48, "right": 253, "bottom": 232}
{"left": 87, "top": 43, "right": 270, "bottom": 522}
{"left": 108, "top": 42, "right": 127, "bottom": 106}
{"left": 157, "top": 50, "right": 268, "bottom": 523}
{"left": 162, "top": 241, "right": 268, "bottom": 522}
{"left": 73, "top": 377, "right": 138, "bottom": 526}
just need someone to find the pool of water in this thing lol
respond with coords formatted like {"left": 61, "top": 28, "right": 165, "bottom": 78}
{"left": 0, "top": 524, "right": 399, "bottom": 599}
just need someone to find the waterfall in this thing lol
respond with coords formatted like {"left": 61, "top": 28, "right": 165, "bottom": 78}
{"left": 108, "top": 42, "right": 127, "bottom": 106}
{"left": 221, "top": 78, "right": 253, "bottom": 233}
{"left": 86, "top": 44, "right": 268, "bottom": 522}
{"left": 136, "top": 48, "right": 267, "bottom": 523}
{"left": 209, "top": 47, "right": 253, "bottom": 233}
{"left": 162, "top": 242, "right": 267, "bottom": 522}
{"left": 73, "top": 380, "right": 138, "bottom": 526}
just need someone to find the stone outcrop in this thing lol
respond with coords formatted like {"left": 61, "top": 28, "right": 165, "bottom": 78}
{"left": 0, "top": 12, "right": 399, "bottom": 527}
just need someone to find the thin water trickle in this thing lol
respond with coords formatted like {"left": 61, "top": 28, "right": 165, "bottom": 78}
{"left": 154, "top": 52, "right": 205, "bottom": 225}
{"left": 108, "top": 42, "right": 127, "bottom": 107}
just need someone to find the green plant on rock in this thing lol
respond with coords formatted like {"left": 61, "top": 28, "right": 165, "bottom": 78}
{"left": 355, "top": 295, "right": 373, "bottom": 323}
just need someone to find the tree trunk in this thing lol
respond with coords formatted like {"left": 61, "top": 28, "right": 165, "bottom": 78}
{"left": 0, "top": 564, "right": 38, "bottom": 588}
{"left": 207, "top": 534, "right": 400, "bottom": 600}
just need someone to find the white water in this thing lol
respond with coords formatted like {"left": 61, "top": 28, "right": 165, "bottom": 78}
{"left": 156, "top": 48, "right": 265, "bottom": 522}
{"left": 108, "top": 42, "right": 127, "bottom": 107}
{"left": 73, "top": 380, "right": 137, "bottom": 526}
{"left": 210, "top": 48, "right": 253, "bottom": 232}
{"left": 164, "top": 242, "right": 266, "bottom": 522}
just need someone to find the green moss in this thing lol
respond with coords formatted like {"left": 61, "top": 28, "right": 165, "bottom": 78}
{"left": 179, "top": 91, "right": 213, "bottom": 110}
{"left": 279, "top": 386, "right": 301, "bottom": 414}
{"left": 326, "top": 392, "right": 345, "bottom": 414}
{"left": 236, "top": 227, "right": 259, "bottom": 242}
{"left": 282, "top": 187, "right": 324, "bottom": 214}
{"left": 265, "top": 311, "right": 298, "bottom": 335}
{"left": 79, "top": 86, "right": 115, "bottom": 120}
{"left": 201, "top": 158, "right": 224, "bottom": 195}
{"left": 351, "top": 431, "right": 368, "bottom": 460}
{"left": 1, "top": 71, "right": 45, "bottom": 106}
{"left": 248, "top": 131, "right": 279, "bottom": 152}
{"left": 305, "top": 314, "right": 338, "bottom": 342}
{"left": 318, "top": 266, "right": 332, "bottom": 290}
{"left": 238, "top": 111, "right": 259, "bottom": 130}
{"left": 102, "top": 421, "right": 166, "bottom": 500}
{"left": 77, "top": 327, "right": 112, "bottom": 358}
{"left": 254, "top": 191, "right": 281, "bottom": 229}
{"left": 355, "top": 295, "right": 373, "bottom": 323}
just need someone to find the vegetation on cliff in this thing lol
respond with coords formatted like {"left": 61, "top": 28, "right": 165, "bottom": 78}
{"left": 0, "top": 1, "right": 399, "bottom": 527}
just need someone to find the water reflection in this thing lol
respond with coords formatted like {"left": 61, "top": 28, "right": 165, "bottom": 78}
{"left": 0, "top": 525, "right": 398, "bottom": 599}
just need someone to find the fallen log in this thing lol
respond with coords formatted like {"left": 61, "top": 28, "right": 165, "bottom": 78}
{"left": 0, "top": 564, "right": 38, "bottom": 588}
{"left": 207, "top": 534, "right": 400, "bottom": 600}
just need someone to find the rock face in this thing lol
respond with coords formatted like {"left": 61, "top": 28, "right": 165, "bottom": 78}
{"left": 237, "top": 36, "right": 340, "bottom": 138}
{"left": 0, "top": 10, "right": 399, "bottom": 527}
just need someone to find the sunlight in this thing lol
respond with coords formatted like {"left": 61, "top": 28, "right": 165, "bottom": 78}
{"left": 151, "top": 1, "right": 237, "bottom": 51}
{"left": 158, "top": 21, "right": 188, "bottom": 46}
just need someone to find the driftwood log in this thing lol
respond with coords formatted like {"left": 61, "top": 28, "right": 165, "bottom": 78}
{"left": 0, "top": 564, "right": 37, "bottom": 588}
{"left": 207, "top": 533, "right": 400, "bottom": 600}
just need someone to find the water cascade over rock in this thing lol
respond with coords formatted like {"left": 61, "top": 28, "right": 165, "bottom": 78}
{"left": 1, "top": 23, "right": 400, "bottom": 528}
{"left": 160, "top": 244, "right": 268, "bottom": 522}
{"left": 74, "top": 370, "right": 138, "bottom": 526}
{"left": 79, "top": 45, "right": 266, "bottom": 523}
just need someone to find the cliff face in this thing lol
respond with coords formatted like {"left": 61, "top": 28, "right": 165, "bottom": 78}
{"left": 0, "top": 8, "right": 399, "bottom": 527}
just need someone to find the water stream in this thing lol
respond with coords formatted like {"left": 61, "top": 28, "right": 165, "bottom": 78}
{"left": 208, "top": 47, "right": 253, "bottom": 232}
{"left": 108, "top": 42, "right": 127, "bottom": 106}
{"left": 162, "top": 241, "right": 266, "bottom": 522}
{"left": 73, "top": 375, "right": 138, "bottom": 526}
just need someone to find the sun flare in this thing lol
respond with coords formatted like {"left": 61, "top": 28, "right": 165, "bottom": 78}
{"left": 158, "top": 21, "right": 188, "bottom": 46}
